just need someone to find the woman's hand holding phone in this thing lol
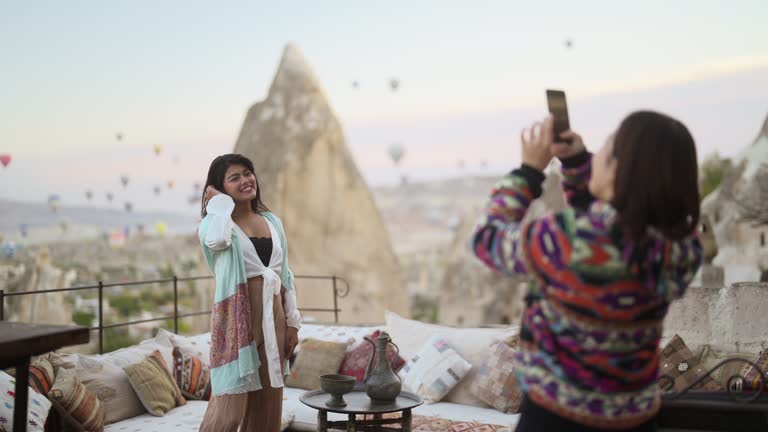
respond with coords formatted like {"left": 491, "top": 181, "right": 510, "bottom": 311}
{"left": 552, "top": 130, "right": 586, "bottom": 160}
{"left": 521, "top": 115, "right": 555, "bottom": 172}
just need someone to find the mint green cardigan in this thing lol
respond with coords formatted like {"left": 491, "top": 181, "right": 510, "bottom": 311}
{"left": 199, "top": 206, "right": 295, "bottom": 395}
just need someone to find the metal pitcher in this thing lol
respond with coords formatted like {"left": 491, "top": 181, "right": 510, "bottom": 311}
{"left": 363, "top": 331, "right": 402, "bottom": 403}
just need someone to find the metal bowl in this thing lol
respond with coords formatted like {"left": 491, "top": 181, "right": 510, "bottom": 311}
{"left": 320, "top": 374, "right": 356, "bottom": 407}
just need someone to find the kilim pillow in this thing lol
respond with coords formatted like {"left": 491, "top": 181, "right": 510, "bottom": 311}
{"left": 0, "top": 370, "right": 52, "bottom": 432}
{"left": 171, "top": 347, "right": 211, "bottom": 400}
{"left": 740, "top": 350, "right": 768, "bottom": 391}
{"left": 399, "top": 335, "right": 472, "bottom": 403}
{"left": 285, "top": 339, "right": 349, "bottom": 390}
{"left": 339, "top": 330, "right": 406, "bottom": 383}
{"left": 28, "top": 357, "right": 55, "bottom": 396}
{"left": 47, "top": 368, "right": 105, "bottom": 432}
{"left": 123, "top": 350, "right": 186, "bottom": 416}
{"left": 659, "top": 335, "right": 721, "bottom": 392}
{"left": 470, "top": 340, "right": 523, "bottom": 413}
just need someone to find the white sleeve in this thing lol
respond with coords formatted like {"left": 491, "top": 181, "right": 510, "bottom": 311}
{"left": 284, "top": 287, "right": 302, "bottom": 329}
{"left": 203, "top": 194, "right": 235, "bottom": 250}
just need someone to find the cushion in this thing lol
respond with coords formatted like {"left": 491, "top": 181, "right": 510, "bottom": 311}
{"left": 470, "top": 340, "right": 523, "bottom": 413}
{"left": 0, "top": 369, "right": 52, "bottom": 432}
{"left": 123, "top": 350, "right": 186, "bottom": 416}
{"left": 297, "top": 324, "right": 380, "bottom": 353}
{"left": 156, "top": 329, "right": 211, "bottom": 368}
{"left": 29, "top": 357, "right": 55, "bottom": 396}
{"left": 50, "top": 352, "right": 146, "bottom": 424}
{"left": 285, "top": 339, "right": 349, "bottom": 390}
{"left": 659, "top": 334, "right": 722, "bottom": 392}
{"left": 171, "top": 347, "right": 211, "bottom": 400}
{"left": 386, "top": 310, "right": 519, "bottom": 407}
{"left": 339, "top": 330, "right": 406, "bottom": 383}
{"left": 47, "top": 368, "right": 105, "bottom": 431}
{"left": 399, "top": 335, "right": 472, "bottom": 403}
{"left": 740, "top": 349, "right": 768, "bottom": 390}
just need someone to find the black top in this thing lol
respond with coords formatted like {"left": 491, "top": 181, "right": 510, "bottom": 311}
{"left": 249, "top": 236, "right": 272, "bottom": 266}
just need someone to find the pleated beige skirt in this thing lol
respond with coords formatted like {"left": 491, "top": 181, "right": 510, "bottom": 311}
{"left": 200, "top": 277, "right": 288, "bottom": 432}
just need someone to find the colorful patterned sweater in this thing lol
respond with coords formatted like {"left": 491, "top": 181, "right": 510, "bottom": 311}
{"left": 471, "top": 152, "right": 702, "bottom": 429}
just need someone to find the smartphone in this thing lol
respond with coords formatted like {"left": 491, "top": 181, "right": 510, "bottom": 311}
{"left": 546, "top": 89, "right": 572, "bottom": 143}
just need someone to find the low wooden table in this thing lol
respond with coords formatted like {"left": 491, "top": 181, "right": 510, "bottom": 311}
{"left": 300, "top": 390, "right": 423, "bottom": 432}
{"left": 0, "top": 321, "right": 90, "bottom": 432}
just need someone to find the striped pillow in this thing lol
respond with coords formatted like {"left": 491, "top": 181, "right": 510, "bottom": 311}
{"left": 47, "top": 368, "right": 105, "bottom": 431}
{"left": 172, "top": 347, "right": 211, "bottom": 400}
{"left": 123, "top": 349, "right": 186, "bottom": 416}
{"left": 29, "top": 357, "right": 55, "bottom": 396}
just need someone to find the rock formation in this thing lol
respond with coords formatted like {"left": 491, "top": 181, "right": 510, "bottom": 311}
{"left": 9, "top": 249, "right": 75, "bottom": 325}
{"left": 439, "top": 169, "right": 566, "bottom": 327}
{"left": 233, "top": 44, "right": 408, "bottom": 324}
{"left": 701, "top": 113, "right": 768, "bottom": 285}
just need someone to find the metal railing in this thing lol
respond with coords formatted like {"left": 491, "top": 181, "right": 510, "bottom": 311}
{"left": 0, "top": 274, "right": 350, "bottom": 354}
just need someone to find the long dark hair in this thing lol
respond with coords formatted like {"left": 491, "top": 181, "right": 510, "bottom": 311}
{"left": 611, "top": 111, "right": 699, "bottom": 241}
{"left": 200, "top": 154, "right": 269, "bottom": 218}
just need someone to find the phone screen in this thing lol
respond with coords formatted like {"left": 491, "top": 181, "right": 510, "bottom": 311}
{"left": 546, "top": 89, "right": 570, "bottom": 141}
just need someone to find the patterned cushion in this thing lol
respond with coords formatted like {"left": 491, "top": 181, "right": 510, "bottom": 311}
{"left": 29, "top": 357, "right": 55, "bottom": 396}
{"left": 380, "top": 413, "right": 512, "bottom": 432}
{"left": 123, "top": 350, "right": 186, "bottom": 416}
{"left": 470, "top": 340, "right": 523, "bottom": 413}
{"left": 49, "top": 352, "right": 147, "bottom": 424}
{"left": 339, "top": 331, "right": 406, "bottom": 383}
{"left": 659, "top": 334, "right": 722, "bottom": 392}
{"left": 157, "top": 329, "right": 212, "bottom": 368}
{"left": 285, "top": 339, "right": 349, "bottom": 390}
{"left": 171, "top": 347, "right": 211, "bottom": 401}
{"left": 0, "top": 370, "right": 52, "bottom": 432}
{"left": 47, "top": 368, "right": 105, "bottom": 431}
{"left": 740, "top": 350, "right": 768, "bottom": 390}
{"left": 399, "top": 335, "right": 472, "bottom": 403}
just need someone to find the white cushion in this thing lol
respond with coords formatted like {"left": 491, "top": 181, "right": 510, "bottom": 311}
{"left": 297, "top": 324, "right": 381, "bottom": 352}
{"left": 156, "top": 329, "right": 212, "bottom": 367}
{"left": 0, "top": 370, "right": 52, "bottom": 432}
{"left": 399, "top": 336, "right": 472, "bottom": 403}
{"left": 385, "top": 310, "right": 519, "bottom": 407}
{"left": 104, "top": 330, "right": 175, "bottom": 372}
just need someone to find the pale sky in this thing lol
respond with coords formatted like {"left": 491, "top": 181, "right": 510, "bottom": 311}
{"left": 1, "top": 0, "right": 767, "bottom": 214}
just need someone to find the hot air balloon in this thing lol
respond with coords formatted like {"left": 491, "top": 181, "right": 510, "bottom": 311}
{"left": 565, "top": 38, "right": 573, "bottom": 49}
{"left": 106, "top": 192, "right": 114, "bottom": 202}
{"left": 193, "top": 182, "right": 201, "bottom": 192}
{"left": 153, "top": 144, "right": 163, "bottom": 156}
{"left": 389, "top": 78, "right": 400, "bottom": 92}
{"left": 153, "top": 185, "right": 162, "bottom": 196}
{"left": 136, "top": 224, "right": 145, "bottom": 236}
{"left": 187, "top": 195, "right": 198, "bottom": 206}
{"left": 388, "top": 143, "right": 405, "bottom": 166}
{"left": 120, "top": 175, "right": 130, "bottom": 188}
{"left": 48, "top": 194, "right": 61, "bottom": 213}
{"left": 167, "top": 179, "right": 175, "bottom": 190}
{"left": 155, "top": 221, "right": 168, "bottom": 236}
{"left": 0, "top": 154, "right": 11, "bottom": 168}
{"left": 19, "top": 224, "right": 28, "bottom": 238}
{"left": 351, "top": 80, "right": 360, "bottom": 89}
{"left": 124, "top": 202, "right": 133, "bottom": 213}
{"left": 85, "top": 190, "right": 94, "bottom": 201}
{"left": 116, "top": 132, "right": 124, "bottom": 142}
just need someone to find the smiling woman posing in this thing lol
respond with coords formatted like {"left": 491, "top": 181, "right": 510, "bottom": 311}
{"left": 197, "top": 154, "right": 301, "bottom": 432}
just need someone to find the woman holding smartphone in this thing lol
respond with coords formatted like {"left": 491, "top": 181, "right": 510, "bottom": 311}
{"left": 198, "top": 154, "right": 301, "bottom": 432}
{"left": 472, "top": 112, "right": 702, "bottom": 431}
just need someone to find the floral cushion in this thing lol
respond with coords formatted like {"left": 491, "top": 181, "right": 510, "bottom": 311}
{"left": 399, "top": 335, "right": 472, "bottom": 403}
{"left": 339, "top": 331, "right": 406, "bottom": 383}
{"left": 659, "top": 334, "right": 722, "bottom": 392}
{"left": 47, "top": 368, "right": 105, "bottom": 431}
{"left": 0, "top": 370, "right": 52, "bottom": 432}
{"left": 470, "top": 340, "right": 523, "bottom": 413}
{"left": 157, "top": 329, "right": 212, "bottom": 368}
{"left": 171, "top": 347, "right": 211, "bottom": 400}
